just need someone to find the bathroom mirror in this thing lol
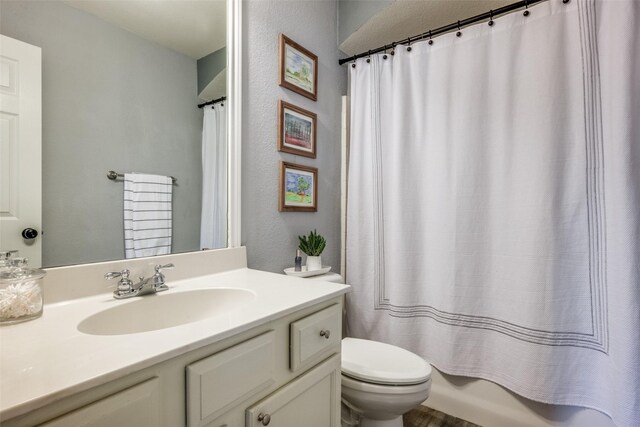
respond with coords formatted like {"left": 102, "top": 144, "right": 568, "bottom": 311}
{"left": 0, "top": 0, "right": 241, "bottom": 268}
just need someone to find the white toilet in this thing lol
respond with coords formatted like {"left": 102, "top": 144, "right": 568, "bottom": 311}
{"left": 341, "top": 338, "right": 432, "bottom": 427}
{"left": 306, "top": 273, "right": 432, "bottom": 427}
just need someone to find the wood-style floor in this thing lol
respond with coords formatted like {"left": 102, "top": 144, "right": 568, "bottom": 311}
{"left": 403, "top": 406, "right": 482, "bottom": 427}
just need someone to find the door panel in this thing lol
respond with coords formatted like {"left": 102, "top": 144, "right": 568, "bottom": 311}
{"left": 0, "top": 35, "right": 42, "bottom": 267}
{"left": 246, "top": 354, "right": 341, "bottom": 427}
{"left": 38, "top": 378, "right": 160, "bottom": 427}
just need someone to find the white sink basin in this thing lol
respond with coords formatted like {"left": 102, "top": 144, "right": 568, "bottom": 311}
{"left": 77, "top": 288, "right": 256, "bottom": 335}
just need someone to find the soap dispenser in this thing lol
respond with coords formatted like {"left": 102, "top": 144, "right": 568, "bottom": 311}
{"left": 294, "top": 249, "right": 302, "bottom": 272}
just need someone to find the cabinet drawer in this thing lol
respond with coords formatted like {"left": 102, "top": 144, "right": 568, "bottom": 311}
{"left": 39, "top": 378, "right": 160, "bottom": 427}
{"left": 290, "top": 303, "right": 341, "bottom": 372}
{"left": 186, "top": 331, "right": 275, "bottom": 427}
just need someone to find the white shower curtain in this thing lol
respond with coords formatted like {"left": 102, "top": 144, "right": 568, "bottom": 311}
{"left": 200, "top": 103, "right": 227, "bottom": 249}
{"left": 346, "top": 0, "right": 639, "bottom": 425}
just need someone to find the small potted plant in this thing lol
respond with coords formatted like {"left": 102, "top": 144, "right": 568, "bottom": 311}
{"left": 298, "top": 229, "right": 326, "bottom": 271}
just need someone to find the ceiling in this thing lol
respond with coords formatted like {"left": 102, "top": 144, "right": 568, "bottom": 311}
{"left": 63, "top": 0, "right": 226, "bottom": 59}
{"left": 340, "top": 0, "right": 514, "bottom": 56}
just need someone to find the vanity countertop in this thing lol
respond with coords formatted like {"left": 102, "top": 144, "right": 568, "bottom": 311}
{"left": 0, "top": 268, "right": 349, "bottom": 420}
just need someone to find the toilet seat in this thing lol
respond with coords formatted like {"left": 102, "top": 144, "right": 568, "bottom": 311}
{"left": 341, "top": 338, "right": 432, "bottom": 386}
{"left": 342, "top": 373, "right": 432, "bottom": 395}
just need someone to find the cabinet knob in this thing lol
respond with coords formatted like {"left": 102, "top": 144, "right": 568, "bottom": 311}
{"left": 320, "top": 329, "right": 331, "bottom": 339}
{"left": 257, "top": 413, "right": 271, "bottom": 425}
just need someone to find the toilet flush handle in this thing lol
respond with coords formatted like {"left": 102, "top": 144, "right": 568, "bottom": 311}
{"left": 320, "top": 329, "right": 331, "bottom": 339}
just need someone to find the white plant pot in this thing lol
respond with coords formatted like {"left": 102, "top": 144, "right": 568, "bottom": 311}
{"left": 306, "top": 255, "right": 322, "bottom": 271}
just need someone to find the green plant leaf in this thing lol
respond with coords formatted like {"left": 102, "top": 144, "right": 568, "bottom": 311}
{"left": 297, "top": 229, "right": 326, "bottom": 256}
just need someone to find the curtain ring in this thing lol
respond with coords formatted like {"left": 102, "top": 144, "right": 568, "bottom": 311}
{"left": 428, "top": 30, "right": 434, "bottom": 45}
{"left": 456, "top": 21, "right": 462, "bottom": 37}
{"left": 407, "top": 37, "right": 412, "bottom": 52}
{"left": 366, "top": 50, "right": 371, "bottom": 63}
{"left": 391, "top": 42, "right": 396, "bottom": 55}
{"left": 523, "top": 0, "right": 530, "bottom": 16}
{"left": 488, "top": 10, "right": 495, "bottom": 26}
{"left": 383, "top": 45, "right": 388, "bottom": 60}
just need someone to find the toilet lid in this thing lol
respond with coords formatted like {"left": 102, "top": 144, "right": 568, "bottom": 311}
{"left": 341, "top": 338, "right": 432, "bottom": 385}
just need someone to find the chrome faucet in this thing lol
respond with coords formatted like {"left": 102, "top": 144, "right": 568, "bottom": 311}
{"left": 105, "top": 263, "right": 175, "bottom": 299}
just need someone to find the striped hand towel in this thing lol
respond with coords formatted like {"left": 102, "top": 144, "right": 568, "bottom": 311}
{"left": 124, "top": 173, "right": 173, "bottom": 259}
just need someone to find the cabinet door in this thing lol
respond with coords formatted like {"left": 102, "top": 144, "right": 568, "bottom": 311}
{"left": 38, "top": 378, "right": 160, "bottom": 427}
{"left": 246, "top": 355, "right": 341, "bottom": 427}
{"left": 187, "top": 331, "right": 276, "bottom": 427}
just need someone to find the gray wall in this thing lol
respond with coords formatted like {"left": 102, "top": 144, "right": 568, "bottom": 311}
{"left": 338, "top": 0, "right": 393, "bottom": 47}
{"left": 1, "top": 1, "right": 203, "bottom": 267}
{"left": 242, "top": 0, "right": 347, "bottom": 273}
{"left": 197, "top": 47, "right": 227, "bottom": 95}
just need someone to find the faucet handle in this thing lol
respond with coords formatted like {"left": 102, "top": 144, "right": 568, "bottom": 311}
{"left": 154, "top": 263, "right": 174, "bottom": 273}
{"left": 151, "top": 264, "right": 173, "bottom": 292}
{"left": 105, "top": 269, "right": 135, "bottom": 298}
{"left": 105, "top": 269, "right": 130, "bottom": 280}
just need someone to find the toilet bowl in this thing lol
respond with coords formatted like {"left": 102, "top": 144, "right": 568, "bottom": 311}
{"left": 341, "top": 338, "right": 432, "bottom": 427}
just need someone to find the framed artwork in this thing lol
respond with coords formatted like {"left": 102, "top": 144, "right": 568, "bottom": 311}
{"left": 279, "top": 34, "right": 318, "bottom": 101}
{"left": 279, "top": 162, "right": 318, "bottom": 212}
{"left": 278, "top": 100, "right": 316, "bottom": 158}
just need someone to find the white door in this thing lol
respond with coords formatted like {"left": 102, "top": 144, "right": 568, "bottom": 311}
{"left": 0, "top": 35, "right": 42, "bottom": 267}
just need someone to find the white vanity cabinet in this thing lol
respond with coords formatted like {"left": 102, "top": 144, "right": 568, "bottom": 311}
{"left": 2, "top": 297, "right": 343, "bottom": 427}
{"left": 189, "top": 302, "right": 342, "bottom": 427}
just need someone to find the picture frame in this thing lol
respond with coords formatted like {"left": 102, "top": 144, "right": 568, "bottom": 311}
{"left": 279, "top": 34, "right": 318, "bottom": 101}
{"left": 279, "top": 162, "right": 318, "bottom": 212}
{"left": 278, "top": 100, "right": 317, "bottom": 158}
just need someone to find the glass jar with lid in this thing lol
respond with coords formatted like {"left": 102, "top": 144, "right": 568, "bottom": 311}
{"left": 0, "top": 251, "right": 46, "bottom": 324}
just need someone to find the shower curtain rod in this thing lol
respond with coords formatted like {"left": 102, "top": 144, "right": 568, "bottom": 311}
{"left": 197, "top": 96, "right": 226, "bottom": 109}
{"left": 338, "top": 0, "right": 551, "bottom": 65}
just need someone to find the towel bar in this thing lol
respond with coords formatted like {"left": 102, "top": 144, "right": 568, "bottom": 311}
{"left": 107, "top": 170, "right": 177, "bottom": 183}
